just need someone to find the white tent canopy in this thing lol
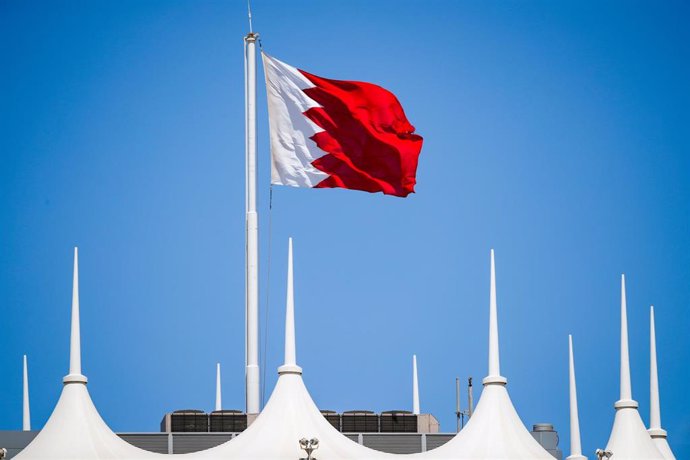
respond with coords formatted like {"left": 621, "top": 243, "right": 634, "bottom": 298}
{"left": 13, "top": 247, "right": 680, "bottom": 460}
{"left": 15, "top": 248, "right": 159, "bottom": 460}
{"left": 604, "top": 276, "right": 663, "bottom": 459}
{"left": 189, "top": 238, "right": 392, "bottom": 460}
{"left": 420, "top": 250, "right": 553, "bottom": 460}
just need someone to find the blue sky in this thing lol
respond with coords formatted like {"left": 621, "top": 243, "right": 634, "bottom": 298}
{"left": 1, "top": 0, "right": 688, "bottom": 457}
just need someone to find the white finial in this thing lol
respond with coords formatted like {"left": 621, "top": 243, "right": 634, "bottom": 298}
{"left": 619, "top": 274, "right": 632, "bottom": 402}
{"left": 606, "top": 280, "right": 665, "bottom": 459}
{"left": 64, "top": 247, "right": 87, "bottom": 384}
{"left": 215, "top": 363, "right": 222, "bottom": 412}
{"left": 278, "top": 238, "right": 301, "bottom": 375}
{"left": 567, "top": 336, "right": 586, "bottom": 460}
{"left": 484, "top": 249, "right": 506, "bottom": 385}
{"left": 23, "top": 355, "right": 31, "bottom": 431}
{"left": 648, "top": 307, "right": 676, "bottom": 459}
{"left": 71, "top": 247, "right": 81, "bottom": 375}
{"left": 649, "top": 306, "right": 661, "bottom": 429}
{"left": 412, "top": 355, "right": 420, "bottom": 415}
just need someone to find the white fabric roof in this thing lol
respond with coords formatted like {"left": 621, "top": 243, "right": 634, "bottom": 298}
{"left": 650, "top": 434, "right": 676, "bottom": 460}
{"left": 14, "top": 246, "right": 680, "bottom": 460}
{"left": 423, "top": 383, "right": 553, "bottom": 460}
{"left": 188, "top": 239, "right": 390, "bottom": 460}
{"left": 15, "top": 382, "right": 159, "bottom": 460}
{"left": 604, "top": 276, "right": 663, "bottom": 459}
{"left": 14, "top": 248, "right": 159, "bottom": 460}
{"left": 190, "top": 371, "right": 391, "bottom": 460}
{"left": 421, "top": 250, "right": 553, "bottom": 460}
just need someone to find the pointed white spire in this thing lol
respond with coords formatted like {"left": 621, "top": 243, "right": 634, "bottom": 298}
{"left": 648, "top": 306, "right": 676, "bottom": 459}
{"left": 14, "top": 247, "right": 154, "bottom": 460}
{"left": 567, "top": 336, "right": 586, "bottom": 460}
{"left": 412, "top": 355, "right": 420, "bottom": 415}
{"left": 278, "top": 238, "right": 301, "bottom": 375}
{"left": 605, "top": 275, "right": 664, "bottom": 459}
{"left": 421, "top": 249, "right": 552, "bottom": 459}
{"left": 619, "top": 274, "right": 632, "bottom": 402}
{"left": 485, "top": 249, "right": 506, "bottom": 385}
{"left": 649, "top": 306, "right": 661, "bottom": 429}
{"left": 215, "top": 363, "right": 222, "bottom": 411}
{"left": 23, "top": 355, "right": 31, "bottom": 431}
{"left": 64, "top": 247, "right": 87, "bottom": 384}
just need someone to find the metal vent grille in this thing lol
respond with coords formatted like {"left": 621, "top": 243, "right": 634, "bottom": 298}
{"left": 119, "top": 434, "right": 169, "bottom": 454}
{"left": 425, "top": 434, "right": 454, "bottom": 450}
{"left": 362, "top": 434, "right": 422, "bottom": 454}
{"left": 172, "top": 434, "right": 231, "bottom": 453}
{"left": 320, "top": 410, "right": 341, "bottom": 431}
{"left": 210, "top": 411, "right": 247, "bottom": 432}
{"left": 380, "top": 411, "right": 417, "bottom": 433}
{"left": 170, "top": 411, "right": 208, "bottom": 432}
{"left": 341, "top": 411, "right": 378, "bottom": 432}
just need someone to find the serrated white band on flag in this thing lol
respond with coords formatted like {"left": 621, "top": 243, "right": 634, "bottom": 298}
{"left": 262, "top": 53, "right": 328, "bottom": 188}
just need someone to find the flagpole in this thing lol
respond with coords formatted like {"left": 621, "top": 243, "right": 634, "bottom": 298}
{"left": 244, "top": 29, "right": 260, "bottom": 415}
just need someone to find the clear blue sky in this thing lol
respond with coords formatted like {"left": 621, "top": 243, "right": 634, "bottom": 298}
{"left": 1, "top": 0, "right": 688, "bottom": 457}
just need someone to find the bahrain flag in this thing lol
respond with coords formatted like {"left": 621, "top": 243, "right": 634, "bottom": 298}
{"left": 262, "top": 53, "right": 423, "bottom": 197}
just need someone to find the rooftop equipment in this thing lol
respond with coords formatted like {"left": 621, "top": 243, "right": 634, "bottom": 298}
{"left": 530, "top": 424, "right": 563, "bottom": 460}
{"left": 160, "top": 410, "right": 209, "bottom": 433}
{"left": 320, "top": 410, "right": 341, "bottom": 431}
{"left": 380, "top": 411, "right": 417, "bottom": 433}
{"left": 341, "top": 411, "right": 379, "bottom": 433}
{"left": 210, "top": 410, "right": 248, "bottom": 433}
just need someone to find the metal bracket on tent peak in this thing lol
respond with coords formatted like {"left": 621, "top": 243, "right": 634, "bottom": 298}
{"left": 299, "top": 438, "right": 319, "bottom": 460}
{"left": 595, "top": 449, "right": 613, "bottom": 459}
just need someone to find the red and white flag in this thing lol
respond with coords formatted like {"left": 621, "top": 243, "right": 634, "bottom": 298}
{"left": 262, "top": 53, "right": 423, "bottom": 197}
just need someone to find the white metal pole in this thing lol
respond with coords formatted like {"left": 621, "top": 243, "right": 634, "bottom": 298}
{"left": 467, "top": 377, "right": 474, "bottom": 417}
{"left": 70, "top": 247, "right": 82, "bottom": 377}
{"left": 244, "top": 31, "right": 260, "bottom": 415}
{"left": 648, "top": 306, "right": 675, "bottom": 459}
{"left": 455, "top": 377, "right": 461, "bottom": 432}
{"left": 567, "top": 335, "right": 586, "bottom": 460}
{"left": 484, "top": 250, "right": 506, "bottom": 386}
{"left": 412, "top": 355, "right": 420, "bottom": 415}
{"left": 284, "top": 238, "right": 296, "bottom": 366}
{"left": 619, "top": 275, "right": 632, "bottom": 402}
{"left": 488, "top": 249, "right": 500, "bottom": 377}
{"left": 215, "top": 363, "right": 222, "bottom": 412}
{"left": 278, "top": 238, "right": 302, "bottom": 376}
{"left": 649, "top": 306, "right": 661, "bottom": 429}
{"left": 649, "top": 306, "right": 661, "bottom": 430}
{"left": 22, "top": 355, "right": 30, "bottom": 431}
{"left": 64, "top": 247, "right": 87, "bottom": 385}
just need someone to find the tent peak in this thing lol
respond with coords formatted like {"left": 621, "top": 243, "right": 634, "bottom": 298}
{"left": 566, "top": 335, "right": 586, "bottom": 460}
{"left": 485, "top": 249, "right": 507, "bottom": 386}
{"left": 605, "top": 277, "right": 664, "bottom": 459}
{"left": 648, "top": 306, "right": 676, "bottom": 459}
{"left": 616, "top": 274, "right": 635, "bottom": 408}
{"left": 64, "top": 247, "right": 87, "bottom": 385}
{"left": 278, "top": 238, "right": 302, "bottom": 376}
